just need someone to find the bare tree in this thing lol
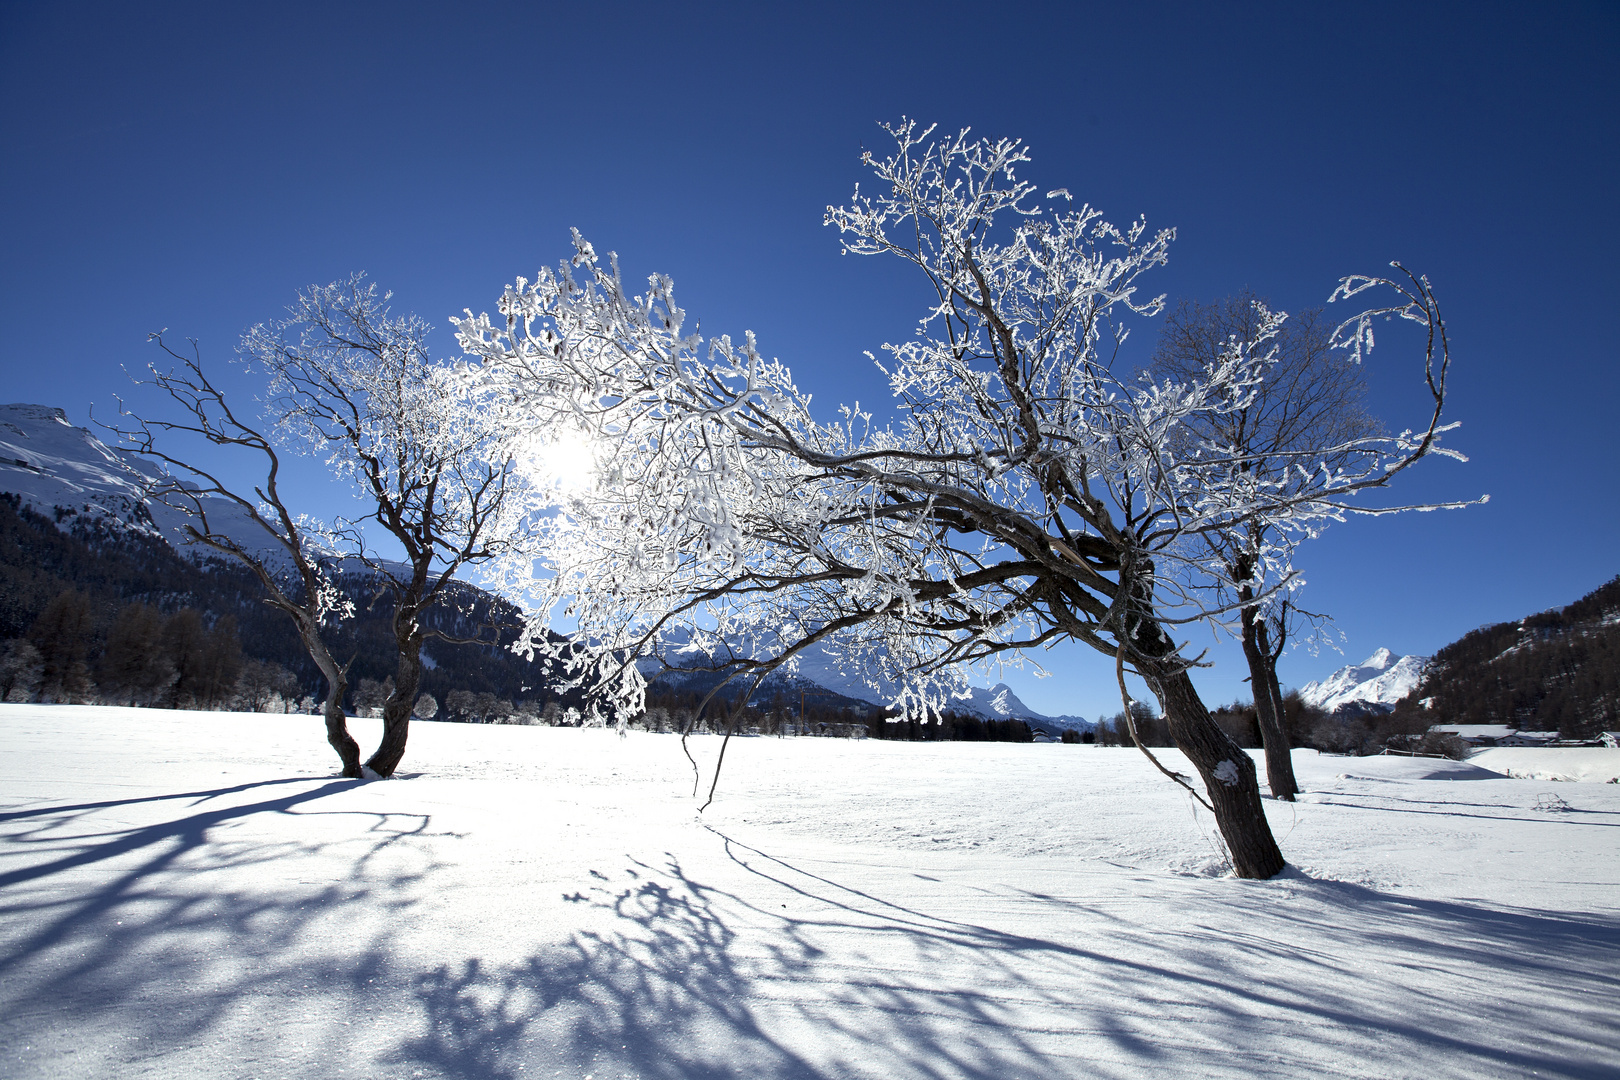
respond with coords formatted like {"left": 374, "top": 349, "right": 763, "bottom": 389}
{"left": 109, "top": 342, "right": 364, "bottom": 774}
{"left": 1150, "top": 294, "right": 1380, "bottom": 800}
{"left": 238, "top": 276, "right": 530, "bottom": 776}
{"left": 460, "top": 122, "right": 1472, "bottom": 877}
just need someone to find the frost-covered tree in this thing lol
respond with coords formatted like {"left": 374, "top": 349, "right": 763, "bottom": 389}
{"left": 459, "top": 122, "right": 1469, "bottom": 878}
{"left": 236, "top": 658, "right": 301, "bottom": 713}
{"left": 239, "top": 277, "right": 531, "bottom": 775}
{"left": 352, "top": 676, "right": 392, "bottom": 718}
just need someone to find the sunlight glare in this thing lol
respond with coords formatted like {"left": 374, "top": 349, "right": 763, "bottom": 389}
{"left": 526, "top": 428, "right": 598, "bottom": 491}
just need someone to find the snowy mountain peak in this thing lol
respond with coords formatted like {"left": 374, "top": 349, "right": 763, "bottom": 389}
{"left": 2, "top": 403, "right": 70, "bottom": 425}
{"left": 1300, "top": 648, "right": 1429, "bottom": 714}
{"left": 1363, "top": 646, "right": 1395, "bottom": 669}
{"left": 0, "top": 402, "right": 293, "bottom": 567}
{"left": 1, "top": 402, "right": 161, "bottom": 532}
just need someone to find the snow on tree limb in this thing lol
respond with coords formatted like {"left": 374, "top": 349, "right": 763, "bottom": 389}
{"left": 458, "top": 123, "right": 1476, "bottom": 735}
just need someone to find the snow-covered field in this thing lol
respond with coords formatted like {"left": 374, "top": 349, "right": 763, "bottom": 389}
{"left": 1470, "top": 746, "right": 1620, "bottom": 785}
{"left": 2, "top": 706, "right": 1616, "bottom": 1079}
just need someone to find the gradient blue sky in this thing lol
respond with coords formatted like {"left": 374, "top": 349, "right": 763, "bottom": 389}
{"left": 2, "top": 1, "right": 1615, "bottom": 718}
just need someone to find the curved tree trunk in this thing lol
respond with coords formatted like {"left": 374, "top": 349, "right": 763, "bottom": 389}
{"left": 367, "top": 626, "right": 422, "bottom": 778}
{"left": 302, "top": 624, "right": 359, "bottom": 778}
{"left": 1141, "top": 661, "right": 1286, "bottom": 880}
{"left": 1242, "top": 605, "right": 1299, "bottom": 801}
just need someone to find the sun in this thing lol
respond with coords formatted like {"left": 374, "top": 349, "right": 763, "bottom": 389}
{"left": 523, "top": 427, "right": 598, "bottom": 492}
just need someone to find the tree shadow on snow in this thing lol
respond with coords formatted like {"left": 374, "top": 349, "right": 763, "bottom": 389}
{"left": 1302, "top": 790, "right": 1620, "bottom": 827}
{"left": 0, "top": 775, "right": 444, "bottom": 1072}
{"left": 383, "top": 831, "right": 1620, "bottom": 1080}
{"left": 5, "top": 780, "right": 1616, "bottom": 1079}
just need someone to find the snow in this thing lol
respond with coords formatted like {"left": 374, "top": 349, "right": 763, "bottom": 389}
{"left": 1299, "top": 648, "right": 1429, "bottom": 713}
{"left": 3, "top": 704, "right": 1618, "bottom": 1079}
{"left": 0, "top": 401, "right": 412, "bottom": 580}
{"left": 1, "top": 403, "right": 156, "bottom": 530}
{"left": 1470, "top": 746, "right": 1620, "bottom": 784}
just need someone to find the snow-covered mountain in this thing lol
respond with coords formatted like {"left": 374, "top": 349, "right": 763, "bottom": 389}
{"left": 1299, "top": 647, "right": 1429, "bottom": 715}
{"left": 646, "top": 632, "right": 1092, "bottom": 733}
{"left": 1, "top": 403, "right": 160, "bottom": 530}
{"left": 5, "top": 402, "right": 1097, "bottom": 730}
{"left": 1, "top": 402, "right": 301, "bottom": 566}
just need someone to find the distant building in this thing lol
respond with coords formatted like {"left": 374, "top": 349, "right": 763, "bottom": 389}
{"left": 1427, "top": 724, "right": 1515, "bottom": 746}
{"left": 1498, "top": 731, "right": 1559, "bottom": 747}
{"left": 1431, "top": 725, "right": 1616, "bottom": 748}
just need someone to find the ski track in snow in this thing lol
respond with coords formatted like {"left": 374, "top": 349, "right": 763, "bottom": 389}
{"left": 1, "top": 706, "right": 1617, "bottom": 1079}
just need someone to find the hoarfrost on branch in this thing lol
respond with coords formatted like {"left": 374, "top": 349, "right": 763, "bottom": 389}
{"left": 456, "top": 121, "right": 1468, "bottom": 732}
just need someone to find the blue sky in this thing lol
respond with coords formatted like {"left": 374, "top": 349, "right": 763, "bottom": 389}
{"left": 2, "top": 1, "right": 1615, "bottom": 718}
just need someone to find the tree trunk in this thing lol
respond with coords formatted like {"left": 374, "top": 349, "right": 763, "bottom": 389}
{"left": 302, "top": 624, "right": 360, "bottom": 777}
{"left": 1242, "top": 604, "right": 1299, "bottom": 801}
{"left": 324, "top": 695, "right": 361, "bottom": 778}
{"left": 366, "top": 629, "right": 421, "bottom": 778}
{"left": 1253, "top": 617, "right": 1297, "bottom": 799}
{"left": 1142, "top": 662, "right": 1286, "bottom": 879}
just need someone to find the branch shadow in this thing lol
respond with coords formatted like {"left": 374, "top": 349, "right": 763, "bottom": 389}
{"left": 384, "top": 831, "right": 1620, "bottom": 1080}
{"left": 0, "top": 775, "right": 446, "bottom": 1071}
{"left": 0, "top": 774, "right": 317, "bottom": 824}
{"left": 5, "top": 774, "right": 1615, "bottom": 1079}
{"left": 1303, "top": 792, "right": 1620, "bottom": 827}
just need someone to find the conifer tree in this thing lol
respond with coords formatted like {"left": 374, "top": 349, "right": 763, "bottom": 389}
{"left": 28, "top": 590, "right": 95, "bottom": 703}
{"left": 99, "top": 602, "right": 174, "bottom": 706}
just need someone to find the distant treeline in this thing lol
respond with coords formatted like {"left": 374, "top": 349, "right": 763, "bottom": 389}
{"left": 0, "top": 493, "right": 567, "bottom": 714}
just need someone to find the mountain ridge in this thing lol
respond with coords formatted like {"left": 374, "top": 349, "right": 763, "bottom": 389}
{"left": 1389, "top": 576, "right": 1620, "bottom": 737}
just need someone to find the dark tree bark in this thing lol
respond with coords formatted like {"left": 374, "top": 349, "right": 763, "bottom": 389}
{"left": 1146, "top": 664, "right": 1285, "bottom": 878}
{"left": 1253, "top": 614, "right": 1296, "bottom": 795}
{"left": 1130, "top": 615, "right": 1287, "bottom": 879}
{"left": 367, "top": 618, "right": 423, "bottom": 777}
{"left": 1239, "top": 586, "right": 1299, "bottom": 801}
{"left": 300, "top": 621, "right": 359, "bottom": 777}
